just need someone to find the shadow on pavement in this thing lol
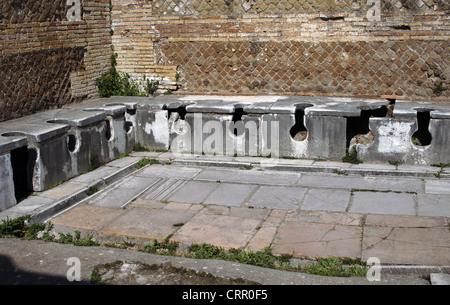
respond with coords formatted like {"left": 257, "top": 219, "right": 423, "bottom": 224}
{"left": 0, "top": 254, "right": 91, "bottom": 285}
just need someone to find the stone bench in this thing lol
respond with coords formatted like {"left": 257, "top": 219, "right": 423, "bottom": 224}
{"left": 0, "top": 102, "right": 137, "bottom": 203}
{"left": 1, "top": 95, "right": 449, "bottom": 210}
{"left": 0, "top": 135, "right": 28, "bottom": 210}
{"left": 357, "top": 100, "right": 450, "bottom": 165}
{"left": 130, "top": 95, "right": 449, "bottom": 165}
{"left": 139, "top": 95, "right": 391, "bottom": 160}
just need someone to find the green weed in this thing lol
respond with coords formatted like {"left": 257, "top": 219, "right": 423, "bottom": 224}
{"left": 89, "top": 152, "right": 101, "bottom": 171}
{"left": 302, "top": 257, "right": 368, "bottom": 277}
{"left": 86, "top": 186, "right": 99, "bottom": 196}
{"left": 139, "top": 238, "right": 179, "bottom": 255}
{"left": 133, "top": 142, "right": 150, "bottom": 152}
{"left": 433, "top": 81, "right": 448, "bottom": 94}
{"left": 90, "top": 267, "right": 104, "bottom": 284}
{"left": 342, "top": 148, "right": 363, "bottom": 164}
{"left": 187, "top": 244, "right": 277, "bottom": 269}
{"left": 136, "top": 158, "right": 161, "bottom": 169}
{"left": 1, "top": 217, "right": 98, "bottom": 247}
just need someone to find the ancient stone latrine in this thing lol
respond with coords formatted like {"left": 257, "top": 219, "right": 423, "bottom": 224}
{"left": 1, "top": 95, "right": 449, "bottom": 211}
{"left": 0, "top": 1, "right": 449, "bottom": 210}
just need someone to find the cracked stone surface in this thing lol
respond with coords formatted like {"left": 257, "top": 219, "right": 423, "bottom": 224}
{"left": 21, "top": 159, "right": 450, "bottom": 266}
{"left": 272, "top": 221, "right": 363, "bottom": 259}
{"left": 362, "top": 226, "right": 450, "bottom": 265}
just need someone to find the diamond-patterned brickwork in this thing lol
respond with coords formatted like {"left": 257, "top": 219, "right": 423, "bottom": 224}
{"left": 0, "top": 48, "right": 86, "bottom": 121}
{"left": 152, "top": 0, "right": 448, "bottom": 16}
{"left": 382, "top": 0, "right": 449, "bottom": 12}
{"left": 155, "top": 40, "right": 449, "bottom": 99}
{"left": 0, "top": 0, "right": 69, "bottom": 24}
{"left": 153, "top": 0, "right": 362, "bottom": 15}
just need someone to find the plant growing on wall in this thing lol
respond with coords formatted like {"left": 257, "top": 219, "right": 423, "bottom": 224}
{"left": 433, "top": 81, "right": 448, "bottom": 94}
{"left": 96, "top": 50, "right": 145, "bottom": 98}
{"left": 144, "top": 75, "right": 160, "bottom": 96}
{"left": 96, "top": 48, "right": 163, "bottom": 98}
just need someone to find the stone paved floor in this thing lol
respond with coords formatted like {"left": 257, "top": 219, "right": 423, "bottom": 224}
{"left": 2, "top": 152, "right": 450, "bottom": 266}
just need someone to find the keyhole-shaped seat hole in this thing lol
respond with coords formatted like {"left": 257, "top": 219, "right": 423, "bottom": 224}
{"left": 230, "top": 108, "right": 246, "bottom": 137}
{"left": 290, "top": 104, "right": 313, "bottom": 142}
{"left": 412, "top": 110, "right": 432, "bottom": 146}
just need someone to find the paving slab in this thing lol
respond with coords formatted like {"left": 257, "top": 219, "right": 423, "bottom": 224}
{"left": 246, "top": 226, "right": 278, "bottom": 252}
{"left": 2, "top": 154, "right": 450, "bottom": 268}
{"left": 136, "top": 164, "right": 202, "bottom": 180}
{"left": 141, "top": 179, "right": 186, "bottom": 201}
{"left": 349, "top": 192, "right": 416, "bottom": 215}
{"left": 417, "top": 194, "right": 450, "bottom": 217}
{"left": 295, "top": 174, "right": 423, "bottom": 192}
{"left": 39, "top": 182, "right": 87, "bottom": 201}
{"left": 163, "top": 202, "right": 192, "bottom": 213}
{"left": 430, "top": 273, "right": 450, "bottom": 285}
{"left": 50, "top": 205, "right": 125, "bottom": 230}
{"left": 300, "top": 189, "right": 351, "bottom": 212}
{"left": 313, "top": 161, "right": 353, "bottom": 168}
{"left": 90, "top": 176, "right": 160, "bottom": 208}
{"left": 272, "top": 221, "right": 363, "bottom": 259}
{"left": 130, "top": 151, "right": 163, "bottom": 158}
{"left": 203, "top": 183, "right": 257, "bottom": 207}
{"left": 349, "top": 163, "right": 397, "bottom": 171}
{"left": 71, "top": 166, "right": 117, "bottom": 183}
{"left": 362, "top": 226, "right": 450, "bottom": 265}
{"left": 194, "top": 168, "right": 302, "bottom": 186}
{"left": 120, "top": 176, "right": 159, "bottom": 190}
{"left": 274, "top": 158, "right": 315, "bottom": 166}
{"left": 397, "top": 164, "right": 441, "bottom": 174}
{"left": 106, "top": 156, "right": 141, "bottom": 168}
{"left": 263, "top": 209, "right": 288, "bottom": 227}
{"left": 99, "top": 208, "right": 195, "bottom": 241}
{"left": 425, "top": 180, "right": 450, "bottom": 194}
{"left": 167, "top": 181, "right": 219, "bottom": 204}
{"left": 0, "top": 196, "right": 54, "bottom": 221}
{"left": 200, "top": 205, "right": 230, "bottom": 216}
{"left": 246, "top": 185, "right": 307, "bottom": 210}
{"left": 229, "top": 206, "right": 271, "bottom": 220}
{"left": 128, "top": 198, "right": 166, "bottom": 209}
{"left": 172, "top": 213, "right": 260, "bottom": 249}
{"left": 365, "top": 214, "right": 448, "bottom": 228}
{"left": 91, "top": 187, "right": 147, "bottom": 208}
{"left": 285, "top": 210, "right": 363, "bottom": 226}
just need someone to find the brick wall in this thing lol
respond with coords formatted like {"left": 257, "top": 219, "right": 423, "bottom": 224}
{"left": 0, "top": 0, "right": 112, "bottom": 122}
{"left": 112, "top": 0, "right": 449, "bottom": 100}
{"left": 111, "top": 0, "right": 177, "bottom": 84}
{"left": 1, "top": 0, "right": 448, "bottom": 123}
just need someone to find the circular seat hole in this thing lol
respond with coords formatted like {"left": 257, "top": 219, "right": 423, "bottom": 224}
{"left": 2, "top": 132, "right": 27, "bottom": 137}
{"left": 124, "top": 121, "right": 133, "bottom": 134}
